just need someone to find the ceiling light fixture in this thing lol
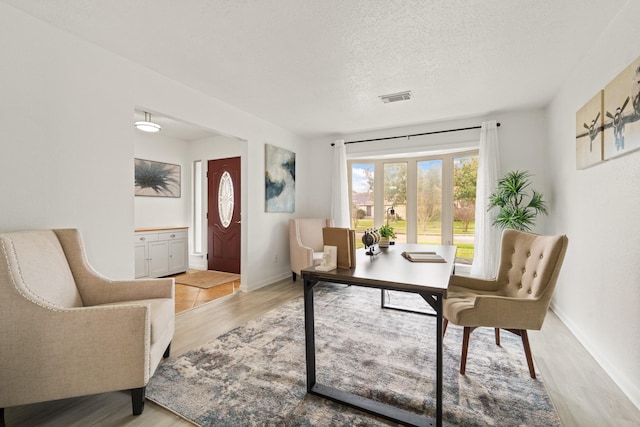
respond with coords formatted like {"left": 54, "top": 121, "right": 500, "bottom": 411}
{"left": 134, "top": 112, "right": 161, "bottom": 133}
{"left": 380, "top": 91, "right": 412, "bottom": 104}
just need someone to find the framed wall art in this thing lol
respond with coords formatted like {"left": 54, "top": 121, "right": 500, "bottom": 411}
{"left": 265, "top": 144, "right": 295, "bottom": 212}
{"left": 576, "top": 90, "right": 605, "bottom": 169}
{"left": 603, "top": 56, "right": 640, "bottom": 160}
{"left": 134, "top": 158, "right": 181, "bottom": 197}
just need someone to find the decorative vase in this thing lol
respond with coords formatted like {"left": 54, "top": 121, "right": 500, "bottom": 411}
{"left": 379, "top": 237, "right": 390, "bottom": 248}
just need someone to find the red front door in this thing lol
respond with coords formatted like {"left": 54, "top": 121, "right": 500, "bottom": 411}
{"left": 207, "top": 157, "right": 241, "bottom": 273}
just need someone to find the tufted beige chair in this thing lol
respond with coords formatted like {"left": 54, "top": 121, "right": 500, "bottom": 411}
{"left": 443, "top": 229, "right": 568, "bottom": 378}
{"left": 0, "top": 229, "right": 175, "bottom": 423}
{"left": 289, "top": 218, "right": 334, "bottom": 281}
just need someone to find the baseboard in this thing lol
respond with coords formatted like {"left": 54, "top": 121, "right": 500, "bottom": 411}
{"left": 550, "top": 302, "right": 640, "bottom": 412}
{"left": 188, "top": 254, "right": 207, "bottom": 271}
{"left": 244, "top": 271, "right": 292, "bottom": 292}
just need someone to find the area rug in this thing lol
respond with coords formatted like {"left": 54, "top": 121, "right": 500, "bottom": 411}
{"left": 147, "top": 284, "right": 560, "bottom": 426}
{"left": 174, "top": 270, "right": 240, "bottom": 289}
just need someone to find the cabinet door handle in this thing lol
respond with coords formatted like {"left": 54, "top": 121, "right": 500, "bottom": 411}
{"left": 140, "top": 237, "right": 145, "bottom": 241}
{"left": 170, "top": 234, "right": 176, "bottom": 238}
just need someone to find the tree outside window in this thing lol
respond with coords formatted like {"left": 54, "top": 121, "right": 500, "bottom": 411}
{"left": 417, "top": 160, "right": 442, "bottom": 244}
{"left": 453, "top": 155, "right": 478, "bottom": 261}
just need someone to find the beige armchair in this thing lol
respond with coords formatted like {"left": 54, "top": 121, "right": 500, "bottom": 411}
{"left": 289, "top": 218, "right": 334, "bottom": 281}
{"left": 443, "top": 229, "right": 568, "bottom": 378}
{"left": 0, "top": 229, "right": 175, "bottom": 423}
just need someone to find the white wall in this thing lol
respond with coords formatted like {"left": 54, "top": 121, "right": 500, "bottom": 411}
{"left": 0, "top": 3, "right": 308, "bottom": 289}
{"left": 546, "top": 1, "right": 640, "bottom": 409}
{"left": 134, "top": 132, "right": 190, "bottom": 229}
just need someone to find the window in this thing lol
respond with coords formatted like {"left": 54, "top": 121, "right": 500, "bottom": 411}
{"left": 384, "top": 162, "right": 407, "bottom": 243}
{"left": 351, "top": 163, "right": 375, "bottom": 246}
{"left": 193, "top": 160, "right": 202, "bottom": 254}
{"left": 453, "top": 155, "right": 478, "bottom": 263}
{"left": 349, "top": 150, "right": 478, "bottom": 263}
{"left": 417, "top": 160, "right": 442, "bottom": 245}
{"left": 218, "top": 171, "right": 234, "bottom": 228}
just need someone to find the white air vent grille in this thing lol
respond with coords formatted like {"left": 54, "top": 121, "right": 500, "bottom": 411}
{"left": 380, "top": 91, "right": 412, "bottom": 103}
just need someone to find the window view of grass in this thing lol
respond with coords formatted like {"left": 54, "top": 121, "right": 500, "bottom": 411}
{"left": 352, "top": 218, "right": 475, "bottom": 258}
{"left": 350, "top": 153, "right": 478, "bottom": 263}
{"left": 453, "top": 155, "right": 477, "bottom": 262}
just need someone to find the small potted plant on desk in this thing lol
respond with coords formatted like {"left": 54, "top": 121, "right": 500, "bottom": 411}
{"left": 378, "top": 224, "right": 396, "bottom": 248}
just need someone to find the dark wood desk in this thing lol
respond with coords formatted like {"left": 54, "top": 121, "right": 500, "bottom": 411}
{"left": 302, "top": 243, "right": 457, "bottom": 427}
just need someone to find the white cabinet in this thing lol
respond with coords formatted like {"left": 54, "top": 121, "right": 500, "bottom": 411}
{"left": 148, "top": 240, "right": 170, "bottom": 277}
{"left": 134, "top": 242, "right": 149, "bottom": 278}
{"left": 135, "top": 228, "right": 188, "bottom": 278}
{"left": 168, "top": 238, "right": 187, "bottom": 273}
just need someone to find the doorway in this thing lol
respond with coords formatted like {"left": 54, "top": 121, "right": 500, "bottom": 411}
{"left": 207, "top": 157, "right": 241, "bottom": 274}
{"left": 133, "top": 108, "right": 245, "bottom": 312}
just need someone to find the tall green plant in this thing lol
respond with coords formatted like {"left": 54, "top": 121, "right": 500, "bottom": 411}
{"left": 488, "top": 170, "right": 548, "bottom": 231}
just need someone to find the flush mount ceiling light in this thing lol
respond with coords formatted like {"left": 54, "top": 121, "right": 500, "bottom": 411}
{"left": 379, "top": 90, "right": 412, "bottom": 104}
{"left": 134, "top": 112, "right": 161, "bottom": 133}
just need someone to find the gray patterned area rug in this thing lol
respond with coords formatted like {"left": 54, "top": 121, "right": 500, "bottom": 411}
{"left": 147, "top": 284, "right": 560, "bottom": 426}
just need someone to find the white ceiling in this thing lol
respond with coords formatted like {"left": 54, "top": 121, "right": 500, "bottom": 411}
{"left": 4, "top": 0, "right": 628, "bottom": 139}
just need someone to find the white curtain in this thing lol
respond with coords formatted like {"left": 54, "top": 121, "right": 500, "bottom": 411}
{"left": 331, "top": 139, "right": 351, "bottom": 228}
{"left": 470, "top": 121, "right": 501, "bottom": 279}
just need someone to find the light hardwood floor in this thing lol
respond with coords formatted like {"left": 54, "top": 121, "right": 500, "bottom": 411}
{"left": 3, "top": 278, "right": 639, "bottom": 426}
{"left": 174, "top": 281, "right": 238, "bottom": 314}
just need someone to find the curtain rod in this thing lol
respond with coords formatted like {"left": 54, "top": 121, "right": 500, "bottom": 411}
{"left": 331, "top": 122, "right": 500, "bottom": 146}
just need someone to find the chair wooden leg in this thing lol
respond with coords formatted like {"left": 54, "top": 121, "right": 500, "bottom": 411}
{"left": 131, "top": 387, "right": 146, "bottom": 415}
{"left": 292, "top": 272, "right": 297, "bottom": 282}
{"left": 443, "top": 318, "right": 448, "bottom": 337}
{"left": 505, "top": 328, "right": 536, "bottom": 378}
{"left": 163, "top": 342, "right": 171, "bottom": 359}
{"left": 1, "top": 407, "right": 5, "bottom": 427}
{"left": 460, "top": 326, "right": 471, "bottom": 375}
{"left": 495, "top": 328, "right": 501, "bottom": 346}
{"left": 520, "top": 330, "right": 536, "bottom": 379}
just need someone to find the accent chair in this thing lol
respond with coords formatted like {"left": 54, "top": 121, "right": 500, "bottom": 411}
{"left": 0, "top": 229, "right": 175, "bottom": 423}
{"left": 288, "top": 218, "right": 334, "bottom": 281}
{"left": 443, "top": 229, "right": 568, "bottom": 378}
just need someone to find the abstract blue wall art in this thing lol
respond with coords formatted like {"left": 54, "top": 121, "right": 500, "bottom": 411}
{"left": 265, "top": 144, "right": 295, "bottom": 212}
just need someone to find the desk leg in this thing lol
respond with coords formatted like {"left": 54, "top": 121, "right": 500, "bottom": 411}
{"left": 435, "top": 294, "right": 443, "bottom": 427}
{"left": 381, "top": 289, "right": 437, "bottom": 317}
{"left": 304, "top": 279, "right": 317, "bottom": 391}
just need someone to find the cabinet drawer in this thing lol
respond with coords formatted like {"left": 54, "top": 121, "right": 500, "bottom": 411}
{"left": 158, "top": 230, "right": 187, "bottom": 241}
{"left": 134, "top": 233, "right": 158, "bottom": 243}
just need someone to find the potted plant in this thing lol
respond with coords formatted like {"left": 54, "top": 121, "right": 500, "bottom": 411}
{"left": 378, "top": 224, "right": 396, "bottom": 248}
{"left": 488, "top": 170, "right": 548, "bottom": 231}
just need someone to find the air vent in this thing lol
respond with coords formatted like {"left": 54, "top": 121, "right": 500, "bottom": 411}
{"left": 379, "top": 91, "right": 412, "bottom": 104}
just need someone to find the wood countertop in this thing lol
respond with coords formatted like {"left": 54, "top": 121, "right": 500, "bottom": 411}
{"left": 135, "top": 226, "right": 189, "bottom": 233}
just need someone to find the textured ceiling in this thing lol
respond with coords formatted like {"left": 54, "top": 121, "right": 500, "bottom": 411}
{"left": 3, "top": 0, "right": 628, "bottom": 139}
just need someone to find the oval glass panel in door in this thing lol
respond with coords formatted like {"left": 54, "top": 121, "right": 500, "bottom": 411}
{"left": 218, "top": 171, "right": 234, "bottom": 228}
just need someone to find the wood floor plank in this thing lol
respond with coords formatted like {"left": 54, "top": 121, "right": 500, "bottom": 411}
{"left": 528, "top": 310, "right": 640, "bottom": 427}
